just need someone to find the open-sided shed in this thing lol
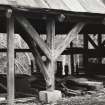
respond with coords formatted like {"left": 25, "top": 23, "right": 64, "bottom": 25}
{"left": 0, "top": 0, "right": 105, "bottom": 104}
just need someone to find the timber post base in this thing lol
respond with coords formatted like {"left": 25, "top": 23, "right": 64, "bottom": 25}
{"left": 39, "top": 90, "right": 62, "bottom": 103}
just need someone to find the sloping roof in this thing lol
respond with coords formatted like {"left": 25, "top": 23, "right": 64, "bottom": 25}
{"left": 0, "top": 0, "right": 105, "bottom": 14}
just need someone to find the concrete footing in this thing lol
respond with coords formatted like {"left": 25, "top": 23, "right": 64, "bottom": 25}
{"left": 39, "top": 90, "right": 62, "bottom": 103}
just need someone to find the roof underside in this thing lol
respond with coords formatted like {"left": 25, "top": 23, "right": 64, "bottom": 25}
{"left": 0, "top": 0, "right": 105, "bottom": 14}
{"left": 0, "top": 0, "right": 105, "bottom": 34}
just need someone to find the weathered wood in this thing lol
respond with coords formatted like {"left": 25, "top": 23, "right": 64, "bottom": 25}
{"left": 32, "top": 42, "right": 51, "bottom": 87}
{"left": 83, "top": 34, "right": 88, "bottom": 73}
{"left": 61, "top": 83, "right": 82, "bottom": 95}
{"left": 7, "top": 9, "right": 15, "bottom": 105}
{"left": 31, "top": 60, "right": 34, "bottom": 75}
{"left": 62, "top": 47, "right": 105, "bottom": 58}
{"left": 46, "top": 18, "right": 56, "bottom": 90}
{"left": 15, "top": 15, "right": 51, "bottom": 60}
{"left": 88, "top": 35, "right": 98, "bottom": 48}
{"left": 0, "top": 48, "right": 31, "bottom": 52}
{"left": 97, "top": 34, "right": 102, "bottom": 63}
{"left": 101, "top": 40, "right": 105, "bottom": 47}
{"left": 54, "top": 23, "right": 84, "bottom": 60}
{"left": 68, "top": 78, "right": 103, "bottom": 90}
{"left": 70, "top": 42, "right": 75, "bottom": 75}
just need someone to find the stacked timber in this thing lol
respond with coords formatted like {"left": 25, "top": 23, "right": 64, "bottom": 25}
{"left": 56, "top": 76, "right": 104, "bottom": 96}
{"left": 67, "top": 77, "right": 103, "bottom": 90}
{"left": 30, "top": 73, "right": 104, "bottom": 96}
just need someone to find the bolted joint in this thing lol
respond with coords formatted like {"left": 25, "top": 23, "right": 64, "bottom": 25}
{"left": 58, "top": 14, "right": 65, "bottom": 22}
{"left": 6, "top": 9, "right": 13, "bottom": 18}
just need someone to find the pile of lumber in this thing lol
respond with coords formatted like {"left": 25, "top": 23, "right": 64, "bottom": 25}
{"left": 56, "top": 76, "right": 104, "bottom": 96}
{"left": 68, "top": 77, "right": 104, "bottom": 90}
{"left": 29, "top": 73, "right": 104, "bottom": 96}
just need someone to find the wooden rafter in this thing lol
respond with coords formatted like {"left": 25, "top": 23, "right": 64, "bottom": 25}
{"left": 15, "top": 15, "right": 52, "bottom": 60}
{"left": 97, "top": 34, "right": 102, "bottom": 63}
{"left": 54, "top": 23, "right": 85, "bottom": 60}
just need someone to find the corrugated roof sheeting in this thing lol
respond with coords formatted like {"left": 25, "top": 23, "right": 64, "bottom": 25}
{"left": 0, "top": 0, "right": 105, "bottom": 14}
{"left": 61, "top": 0, "right": 86, "bottom": 12}
{"left": 78, "top": 0, "right": 105, "bottom": 14}
{"left": 43, "top": 0, "right": 69, "bottom": 10}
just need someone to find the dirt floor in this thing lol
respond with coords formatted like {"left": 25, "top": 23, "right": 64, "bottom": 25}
{"left": 1, "top": 89, "right": 105, "bottom": 105}
{"left": 1, "top": 74, "right": 105, "bottom": 105}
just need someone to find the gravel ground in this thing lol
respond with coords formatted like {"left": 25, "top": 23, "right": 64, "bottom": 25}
{"left": 1, "top": 89, "right": 105, "bottom": 105}
{"left": 57, "top": 89, "right": 105, "bottom": 105}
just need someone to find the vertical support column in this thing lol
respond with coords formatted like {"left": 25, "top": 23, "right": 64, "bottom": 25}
{"left": 7, "top": 9, "right": 15, "bottom": 105}
{"left": 46, "top": 18, "right": 55, "bottom": 90}
{"left": 83, "top": 34, "right": 88, "bottom": 73}
{"left": 70, "top": 42, "right": 74, "bottom": 75}
{"left": 31, "top": 60, "right": 34, "bottom": 75}
{"left": 68, "top": 55, "right": 71, "bottom": 75}
{"left": 98, "top": 34, "right": 102, "bottom": 63}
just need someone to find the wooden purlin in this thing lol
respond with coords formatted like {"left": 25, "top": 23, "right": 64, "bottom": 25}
{"left": 7, "top": 9, "right": 15, "bottom": 105}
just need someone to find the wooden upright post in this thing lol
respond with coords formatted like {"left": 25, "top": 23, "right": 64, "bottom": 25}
{"left": 46, "top": 18, "right": 55, "bottom": 90}
{"left": 83, "top": 34, "right": 88, "bottom": 73}
{"left": 7, "top": 9, "right": 15, "bottom": 105}
{"left": 70, "top": 42, "right": 75, "bottom": 75}
{"left": 98, "top": 34, "right": 102, "bottom": 63}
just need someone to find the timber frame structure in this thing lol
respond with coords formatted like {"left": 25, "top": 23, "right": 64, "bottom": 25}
{"left": 0, "top": 4, "right": 105, "bottom": 105}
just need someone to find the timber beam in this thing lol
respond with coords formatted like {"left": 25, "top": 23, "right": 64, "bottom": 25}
{"left": 6, "top": 9, "right": 15, "bottom": 105}
{"left": 15, "top": 14, "right": 85, "bottom": 91}
{"left": 32, "top": 42, "right": 51, "bottom": 87}
{"left": 54, "top": 23, "right": 85, "bottom": 60}
{"left": 0, "top": 49, "right": 31, "bottom": 52}
{"left": 87, "top": 35, "right": 98, "bottom": 48}
{"left": 46, "top": 18, "right": 56, "bottom": 90}
{"left": 15, "top": 15, "right": 52, "bottom": 60}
